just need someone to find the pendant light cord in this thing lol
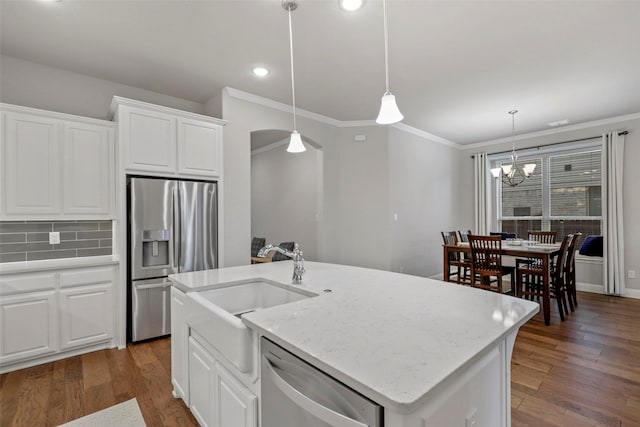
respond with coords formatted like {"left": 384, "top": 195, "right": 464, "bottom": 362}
{"left": 383, "top": 0, "right": 390, "bottom": 94}
{"left": 288, "top": 6, "right": 297, "bottom": 131}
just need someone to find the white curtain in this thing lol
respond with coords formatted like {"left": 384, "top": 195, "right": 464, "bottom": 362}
{"left": 473, "top": 152, "right": 490, "bottom": 235}
{"left": 602, "top": 132, "right": 626, "bottom": 295}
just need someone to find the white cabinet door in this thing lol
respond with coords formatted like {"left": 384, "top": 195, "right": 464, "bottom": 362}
{"left": 177, "top": 118, "right": 222, "bottom": 178}
{"left": 122, "top": 106, "right": 176, "bottom": 173}
{"left": 171, "top": 287, "right": 189, "bottom": 403}
{"left": 3, "top": 112, "right": 60, "bottom": 215}
{"left": 63, "top": 122, "right": 113, "bottom": 216}
{"left": 58, "top": 266, "right": 114, "bottom": 350}
{"left": 189, "top": 337, "right": 216, "bottom": 427}
{"left": 214, "top": 362, "right": 258, "bottom": 427}
{"left": 59, "top": 283, "right": 114, "bottom": 350}
{"left": 0, "top": 291, "right": 58, "bottom": 364}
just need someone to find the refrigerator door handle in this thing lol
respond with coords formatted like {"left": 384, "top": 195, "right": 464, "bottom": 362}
{"left": 263, "top": 355, "right": 369, "bottom": 427}
{"left": 173, "top": 186, "right": 180, "bottom": 269}
{"left": 134, "top": 281, "right": 173, "bottom": 291}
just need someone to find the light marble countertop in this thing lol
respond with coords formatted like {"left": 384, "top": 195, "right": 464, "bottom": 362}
{"left": 169, "top": 261, "right": 539, "bottom": 414}
{"left": 0, "top": 255, "right": 119, "bottom": 275}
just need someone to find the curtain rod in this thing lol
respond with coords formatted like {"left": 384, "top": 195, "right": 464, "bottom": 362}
{"left": 471, "top": 130, "right": 629, "bottom": 158}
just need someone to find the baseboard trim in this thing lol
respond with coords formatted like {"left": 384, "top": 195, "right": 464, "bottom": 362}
{"left": 576, "top": 282, "right": 640, "bottom": 299}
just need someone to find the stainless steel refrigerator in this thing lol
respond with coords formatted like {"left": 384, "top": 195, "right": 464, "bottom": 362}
{"left": 128, "top": 177, "right": 218, "bottom": 342}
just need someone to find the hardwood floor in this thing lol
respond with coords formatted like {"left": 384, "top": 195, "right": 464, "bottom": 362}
{"left": 1, "top": 291, "right": 639, "bottom": 426}
{"left": 0, "top": 336, "right": 197, "bottom": 427}
{"left": 511, "top": 292, "right": 640, "bottom": 426}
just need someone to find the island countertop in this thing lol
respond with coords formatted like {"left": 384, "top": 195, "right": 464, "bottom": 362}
{"left": 169, "top": 261, "right": 539, "bottom": 414}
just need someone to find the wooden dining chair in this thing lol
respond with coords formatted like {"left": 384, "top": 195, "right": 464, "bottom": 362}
{"left": 468, "top": 234, "right": 514, "bottom": 294}
{"left": 441, "top": 231, "right": 470, "bottom": 284}
{"left": 516, "top": 234, "right": 572, "bottom": 321}
{"left": 563, "top": 233, "right": 582, "bottom": 311}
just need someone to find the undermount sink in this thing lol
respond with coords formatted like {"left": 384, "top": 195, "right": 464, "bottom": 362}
{"left": 185, "top": 279, "right": 316, "bottom": 373}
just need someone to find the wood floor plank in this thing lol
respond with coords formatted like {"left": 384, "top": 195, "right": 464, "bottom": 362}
{"left": 81, "top": 350, "right": 111, "bottom": 390}
{"left": 1, "top": 291, "right": 638, "bottom": 426}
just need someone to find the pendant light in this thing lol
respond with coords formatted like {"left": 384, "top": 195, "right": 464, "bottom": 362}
{"left": 490, "top": 110, "right": 537, "bottom": 187}
{"left": 283, "top": 0, "right": 305, "bottom": 153}
{"left": 376, "top": 0, "right": 403, "bottom": 125}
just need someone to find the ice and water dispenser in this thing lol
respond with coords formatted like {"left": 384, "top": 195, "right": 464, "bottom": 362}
{"left": 141, "top": 229, "right": 171, "bottom": 267}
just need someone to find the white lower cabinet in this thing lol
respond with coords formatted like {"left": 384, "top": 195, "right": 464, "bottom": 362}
{"left": 171, "top": 287, "right": 189, "bottom": 403}
{"left": 214, "top": 362, "right": 257, "bottom": 427}
{"left": 188, "top": 336, "right": 257, "bottom": 427}
{"left": 0, "top": 264, "right": 116, "bottom": 373}
{"left": 58, "top": 266, "right": 115, "bottom": 351}
{"left": 0, "top": 290, "right": 58, "bottom": 365}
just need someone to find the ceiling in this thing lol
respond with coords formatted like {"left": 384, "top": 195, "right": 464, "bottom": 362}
{"left": 1, "top": 0, "right": 639, "bottom": 145}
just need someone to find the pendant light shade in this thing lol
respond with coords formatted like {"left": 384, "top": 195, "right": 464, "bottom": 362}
{"left": 376, "top": 0, "right": 403, "bottom": 125}
{"left": 376, "top": 93, "right": 404, "bottom": 125}
{"left": 287, "top": 130, "right": 305, "bottom": 153}
{"left": 283, "top": 0, "right": 305, "bottom": 153}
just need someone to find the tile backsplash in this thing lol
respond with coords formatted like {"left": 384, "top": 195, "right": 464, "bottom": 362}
{"left": 0, "top": 220, "right": 112, "bottom": 263}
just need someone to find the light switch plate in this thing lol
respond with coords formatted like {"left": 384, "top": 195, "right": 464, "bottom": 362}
{"left": 49, "top": 232, "right": 60, "bottom": 245}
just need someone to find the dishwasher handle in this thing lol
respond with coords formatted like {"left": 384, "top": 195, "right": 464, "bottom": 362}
{"left": 263, "top": 355, "right": 369, "bottom": 427}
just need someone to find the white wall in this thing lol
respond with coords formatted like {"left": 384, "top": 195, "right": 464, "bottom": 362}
{"left": 459, "top": 115, "right": 640, "bottom": 294}
{"left": 251, "top": 140, "right": 321, "bottom": 261}
{"left": 334, "top": 126, "right": 390, "bottom": 271}
{"left": 388, "top": 127, "right": 462, "bottom": 277}
{"left": 0, "top": 55, "right": 204, "bottom": 118}
{"left": 220, "top": 90, "right": 341, "bottom": 267}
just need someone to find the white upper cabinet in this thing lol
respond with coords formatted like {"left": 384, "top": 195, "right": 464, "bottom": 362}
{"left": 63, "top": 122, "right": 113, "bottom": 215}
{"left": 177, "top": 118, "right": 222, "bottom": 177}
{"left": 0, "top": 104, "right": 115, "bottom": 220}
{"left": 3, "top": 111, "right": 61, "bottom": 215}
{"left": 111, "top": 96, "right": 225, "bottom": 179}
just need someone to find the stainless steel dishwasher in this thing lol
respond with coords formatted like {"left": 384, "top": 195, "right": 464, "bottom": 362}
{"left": 261, "top": 338, "right": 383, "bottom": 427}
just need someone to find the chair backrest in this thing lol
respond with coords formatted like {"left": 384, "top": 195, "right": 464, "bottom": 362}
{"left": 251, "top": 237, "right": 266, "bottom": 257}
{"left": 457, "top": 229, "right": 472, "bottom": 243}
{"left": 564, "top": 232, "right": 582, "bottom": 275}
{"left": 272, "top": 241, "right": 295, "bottom": 261}
{"left": 551, "top": 234, "right": 572, "bottom": 284}
{"left": 528, "top": 230, "right": 557, "bottom": 243}
{"left": 441, "top": 231, "right": 458, "bottom": 246}
{"left": 469, "top": 234, "right": 503, "bottom": 275}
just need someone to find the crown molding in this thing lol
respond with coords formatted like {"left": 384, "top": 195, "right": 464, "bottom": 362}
{"left": 390, "top": 123, "right": 459, "bottom": 148}
{"left": 222, "top": 87, "right": 458, "bottom": 148}
{"left": 464, "top": 111, "right": 640, "bottom": 151}
{"left": 223, "top": 87, "right": 342, "bottom": 127}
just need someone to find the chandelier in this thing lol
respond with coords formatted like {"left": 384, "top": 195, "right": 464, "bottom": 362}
{"left": 490, "top": 110, "right": 536, "bottom": 187}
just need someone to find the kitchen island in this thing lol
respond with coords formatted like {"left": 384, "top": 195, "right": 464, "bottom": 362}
{"left": 169, "top": 261, "right": 539, "bottom": 426}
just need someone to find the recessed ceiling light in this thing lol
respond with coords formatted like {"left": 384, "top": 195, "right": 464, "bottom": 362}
{"left": 548, "top": 119, "right": 569, "bottom": 127}
{"left": 339, "top": 0, "right": 365, "bottom": 12}
{"left": 252, "top": 66, "right": 270, "bottom": 77}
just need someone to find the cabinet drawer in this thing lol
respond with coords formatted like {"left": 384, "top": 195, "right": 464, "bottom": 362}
{"left": 59, "top": 266, "right": 113, "bottom": 288}
{"left": 0, "top": 272, "right": 56, "bottom": 296}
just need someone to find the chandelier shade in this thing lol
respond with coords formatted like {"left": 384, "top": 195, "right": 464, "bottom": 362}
{"left": 490, "top": 110, "right": 536, "bottom": 187}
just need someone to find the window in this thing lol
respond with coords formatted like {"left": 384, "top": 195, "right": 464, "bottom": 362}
{"left": 494, "top": 146, "right": 601, "bottom": 241}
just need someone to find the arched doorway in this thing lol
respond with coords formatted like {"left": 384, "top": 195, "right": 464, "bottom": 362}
{"left": 250, "top": 129, "right": 323, "bottom": 261}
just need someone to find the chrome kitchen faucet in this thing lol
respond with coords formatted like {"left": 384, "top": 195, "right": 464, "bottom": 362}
{"left": 257, "top": 244, "right": 305, "bottom": 284}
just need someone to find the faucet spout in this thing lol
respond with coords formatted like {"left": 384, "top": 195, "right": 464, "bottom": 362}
{"left": 256, "top": 243, "right": 305, "bottom": 284}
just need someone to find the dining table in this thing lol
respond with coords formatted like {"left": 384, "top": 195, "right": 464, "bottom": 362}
{"left": 442, "top": 240, "right": 561, "bottom": 325}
